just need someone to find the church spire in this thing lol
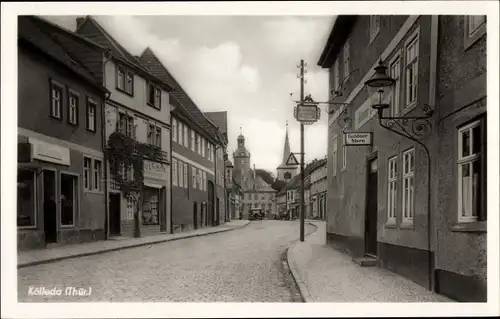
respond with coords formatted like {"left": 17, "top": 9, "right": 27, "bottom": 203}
{"left": 281, "top": 121, "right": 291, "bottom": 165}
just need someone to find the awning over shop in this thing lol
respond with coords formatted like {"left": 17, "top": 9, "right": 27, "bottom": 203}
{"left": 144, "top": 182, "right": 164, "bottom": 189}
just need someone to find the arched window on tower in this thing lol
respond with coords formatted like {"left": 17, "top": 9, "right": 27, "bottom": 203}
{"left": 284, "top": 172, "right": 292, "bottom": 180}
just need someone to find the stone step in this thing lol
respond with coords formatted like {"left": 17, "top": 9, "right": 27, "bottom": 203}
{"left": 353, "top": 256, "right": 378, "bottom": 267}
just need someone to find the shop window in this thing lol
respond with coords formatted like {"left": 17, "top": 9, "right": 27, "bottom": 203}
{"left": 142, "top": 188, "right": 159, "bottom": 225}
{"left": 17, "top": 169, "right": 36, "bottom": 227}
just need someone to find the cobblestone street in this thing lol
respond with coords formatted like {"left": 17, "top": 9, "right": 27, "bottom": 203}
{"left": 18, "top": 221, "right": 315, "bottom": 302}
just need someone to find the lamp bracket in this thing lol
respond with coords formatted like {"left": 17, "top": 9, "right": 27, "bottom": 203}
{"left": 378, "top": 104, "right": 434, "bottom": 140}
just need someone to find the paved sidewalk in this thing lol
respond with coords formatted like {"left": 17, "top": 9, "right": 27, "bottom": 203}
{"left": 287, "top": 221, "right": 453, "bottom": 302}
{"left": 18, "top": 220, "right": 249, "bottom": 268}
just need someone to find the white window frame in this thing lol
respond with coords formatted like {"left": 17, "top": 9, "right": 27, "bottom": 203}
{"left": 50, "top": 81, "right": 63, "bottom": 119}
{"left": 93, "top": 159, "right": 102, "bottom": 191}
{"left": 457, "top": 120, "right": 483, "bottom": 223}
{"left": 464, "top": 15, "right": 486, "bottom": 50}
{"left": 117, "top": 66, "right": 125, "bottom": 91}
{"left": 68, "top": 90, "right": 79, "bottom": 125}
{"left": 172, "top": 119, "right": 177, "bottom": 142}
{"left": 178, "top": 160, "right": 184, "bottom": 188}
{"left": 178, "top": 122, "right": 183, "bottom": 147}
{"left": 191, "top": 129, "right": 196, "bottom": 152}
{"left": 202, "top": 171, "right": 207, "bottom": 191}
{"left": 389, "top": 50, "right": 402, "bottom": 117}
{"left": 147, "top": 124, "right": 155, "bottom": 145}
{"left": 192, "top": 166, "right": 197, "bottom": 190}
{"left": 404, "top": 28, "right": 420, "bottom": 111}
{"left": 172, "top": 158, "right": 178, "bottom": 186}
{"left": 341, "top": 134, "right": 347, "bottom": 171}
{"left": 402, "top": 148, "right": 415, "bottom": 223}
{"left": 183, "top": 163, "right": 188, "bottom": 189}
{"left": 332, "top": 135, "right": 338, "bottom": 177}
{"left": 126, "top": 72, "right": 134, "bottom": 95}
{"left": 197, "top": 134, "right": 201, "bottom": 154}
{"left": 126, "top": 196, "right": 135, "bottom": 220}
{"left": 154, "top": 87, "right": 161, "bottom": 108}
{"left": 468, "top": 15, "right": 486, "bottom": 37}
{"left": 202, "top": 139, "right": 206, "bottom": 158}
{"left": 370, "top": 15, "right": 380, "bottom": 43}
{"left": 197, "top": 169, "right": 202, "bottom": 190}
{"left": 155, "top": 127, "right": 161, "bottom": 148}
{"left": 86, "top": 98, "right": 97, "bottom": 132}
{"left": 184, "top": 125, "right": 189, "bottom": 148}
{"left": 83, "top": 156, "right": 92, "bottom": 190}
{"left": 343, "top": 40, "right": 350, "bottom": 79}
{"left": 387, "top": 156, "right": 397, "bottom": 224}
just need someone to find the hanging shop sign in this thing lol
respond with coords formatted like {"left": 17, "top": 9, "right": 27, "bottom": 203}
{"left": 294, "top": 103, "right": 320, "bottom": 123}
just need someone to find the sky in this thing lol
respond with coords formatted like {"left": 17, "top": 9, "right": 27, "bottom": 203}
{"left": 44, "top": 15, "right": 334, "bottom": 175}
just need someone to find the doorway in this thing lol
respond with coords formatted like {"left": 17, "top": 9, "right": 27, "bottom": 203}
{"left": 365, "top": 157, "right": 378, "bottom": 257}
{"left": 43, "top": 170, "right": 57, "bottom": 244}
{"left": 109, "top": 193, "right": 121, "bottom": 235}
{"left": 208, "top": 181, "right": 215, "bottom": 226}
{"left": 193, "top": 202, "right": 198, "bottom": 230}
{"left": 216, "top": 197, "right": 220, "bottom": 226}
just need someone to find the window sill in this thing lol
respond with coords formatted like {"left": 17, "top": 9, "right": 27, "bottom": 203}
{"left": 86, "top": 129, "right": 97, "bottom": 134}
{"left": 17, "top": 226, "right": 38, "bottom": 230}
{"left": 451, "top": 221, "right": 486, "bottom": 233}
{"left": 84, "top": 189, "right": 104, "bottom": 195}
{"left": 147, "top": 102, "right": 161, "bottom": 110}
{"left": 400, "top": 221, "right": 414, "bottom": 229}
{"left": 116, "top": 87, "right": 134, "bottom": 97}
{"left": 60, "top": 225, "right": 75, "bottom": 229}
{"left": 385, "top": 221, "right": 397, "bottom": 229}
{"left": 49, "top": 115, "right": 62, "bottom": 121}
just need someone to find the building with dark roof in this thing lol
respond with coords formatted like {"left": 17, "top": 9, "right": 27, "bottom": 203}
{"left": 30, "top": 14, "right": 176, "bottom": 238}
{"left": 17, "top": 16, "right": 109, "bottom": 250}
{"left": 318, "top": 15, "right": 487, "bottom": 302}
{"left": 139, "top": 47, "right": 229, "bottom": 230}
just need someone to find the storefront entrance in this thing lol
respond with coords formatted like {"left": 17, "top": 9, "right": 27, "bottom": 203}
{"left": 43, "top": 170, "right": 57, "bottom": 244}
{"left": 109, "top": 193, "right": 121, "bottom": 235}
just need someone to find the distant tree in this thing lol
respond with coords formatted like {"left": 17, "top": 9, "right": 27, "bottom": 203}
{"left": 271, "top": 179, "right": 287, "bottom": 191}
{"left": 255, "top": 169, "right": 275, "bottom": 185}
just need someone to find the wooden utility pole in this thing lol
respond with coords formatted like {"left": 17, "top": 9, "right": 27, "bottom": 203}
{"left": 299, "top": 59, "right": 305, "bottom": 242}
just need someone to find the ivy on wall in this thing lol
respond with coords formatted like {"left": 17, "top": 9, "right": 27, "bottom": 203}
{"left": 105, "top": 130, "right": 164, "bottom": 237}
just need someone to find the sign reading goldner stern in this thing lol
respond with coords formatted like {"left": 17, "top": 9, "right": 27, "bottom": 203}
{"left": 344, "top": 132, "right": 373, "bottom": 146}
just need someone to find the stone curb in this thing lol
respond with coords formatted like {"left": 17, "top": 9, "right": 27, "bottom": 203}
{"left": 286, "top": 222, "right": 318, "bottom": 303}
{"left": 18, "top": 221, "right": 251, "bottom": 269}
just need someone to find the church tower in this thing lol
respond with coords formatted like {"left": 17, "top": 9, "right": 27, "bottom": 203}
{"left": 276, "top": 121, "right": 298, "bottom": 181}
{"left": 232, "top": 126, "right": 251, "bottom": 184}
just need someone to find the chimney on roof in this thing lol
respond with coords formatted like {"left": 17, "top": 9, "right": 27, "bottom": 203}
{"left": 76, "top": 17, "right": 85, "bottom": 30}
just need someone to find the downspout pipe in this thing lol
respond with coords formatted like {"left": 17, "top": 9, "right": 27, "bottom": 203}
{"left": 102, "top": 50, "right": 112, "bottom": 240}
